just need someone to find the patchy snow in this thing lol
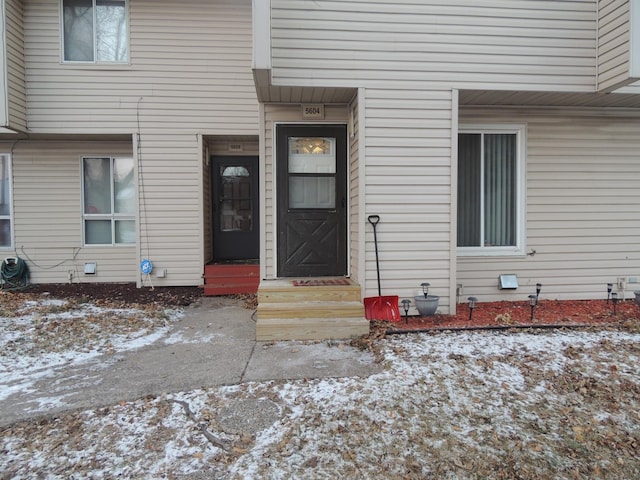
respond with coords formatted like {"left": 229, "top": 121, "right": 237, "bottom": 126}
{"left": 163, "top": 330, "right": 224, "bottom": 345}
{"left": 0, "top": 297, "right": 184, "bottom": 403}
{"left": 2, "top": 321, "right": 639, "bottom": 479}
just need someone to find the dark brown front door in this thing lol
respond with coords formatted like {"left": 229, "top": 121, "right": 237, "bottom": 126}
{"left": 276, "top": 125, "right": 347, "bottom": 277}
{"left": 212, "top": 156, "right": 259, "bottom": 260}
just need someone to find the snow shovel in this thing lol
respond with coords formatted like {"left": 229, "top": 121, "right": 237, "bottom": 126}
{"left": 364, "top": 215, "right": 401, "bottom": 322}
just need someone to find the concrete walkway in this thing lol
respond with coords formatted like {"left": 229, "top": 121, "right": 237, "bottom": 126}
{"left": 0, "top": 297, "right": 380, "bottom": 427}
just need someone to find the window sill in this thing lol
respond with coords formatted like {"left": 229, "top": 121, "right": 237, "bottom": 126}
{"left": 60, "top": 62, "right": 132, "bottom": 71}
{"left": 457, "top": 247, "right": 526, "bottom": 258}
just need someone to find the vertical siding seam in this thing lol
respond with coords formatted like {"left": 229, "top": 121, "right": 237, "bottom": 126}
{"left": 196, "top": 133, "right": 204, "bottom": 282}
{"left": 259, "top": 102, "right": 267, "bottom": 281}
{"left": 357, "top": 87, "right": 366, "bottom": 298}
{"left": 450, "top": 88, "right": 459, "bottom": 314}
{"left": 133, "top": 132, "right": 141, "bottom": 287}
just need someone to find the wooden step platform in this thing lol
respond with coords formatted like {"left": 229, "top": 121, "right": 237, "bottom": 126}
{"left": 256, "top": 278, "right": 369, "bottom": 341}
{"left": 201, "top": 263, "right": 259, "bottom": 295}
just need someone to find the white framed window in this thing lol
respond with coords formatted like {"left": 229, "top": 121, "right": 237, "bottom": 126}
{"left": 82, "top": 156, "right": 135, "bottom": 245}
{"left": 62, "top": 0, "right": 129, "bottom": 63}
{"left": 0, "top": 154, "right": 13, "bottom": 248}
{"left": 457, "top": 124, "right": 526, "bottom": 256}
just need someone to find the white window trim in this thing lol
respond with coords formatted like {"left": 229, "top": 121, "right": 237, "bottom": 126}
{"left": 60, "top": 0, "right": 130, "bottom": 65}
{"left": 81, "top": 155, "right": 135, "bottom": 246}
{"left": 0, "top": 153, "right": 13, "bottom": 249}
{"left": 457, "top": 124, "right": 527, "bottom": 257}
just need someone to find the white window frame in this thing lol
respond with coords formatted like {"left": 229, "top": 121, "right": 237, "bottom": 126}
{"left": 60, "top": 0, "right": 130, "bottom": 64}
{"left": 457, "top": 124, "right": 526, "bottom": 257}
{"left": 81, "top": 156, "right": 135, "bottom": 246}
{"left": 0, "top": 153, "right": 13, "bottom": 249}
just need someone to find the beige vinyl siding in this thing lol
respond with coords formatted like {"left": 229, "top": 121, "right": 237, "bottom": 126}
{"left": 348, "top": 93, "right": 361, "bottom": 283}
{"left": 23, "top": 0, "right": 258, "bottom": 134}
{"left": 457, "top": 108, "right": 640, "bottom": 301}
{"left": 364, "top": 88, "right": 454, "bottom": 313}
{"left": 271, "top": 0, "right": 597, "bottom": 92}
{"left": 4, "top": 0, "right": 27, "bottom": 131}
{"left": 19, "top": 0, "right": 260, "bottom": 286}
{"left": 136, "top": 133, "right": 204, "bottom": 286}
{"left": 598, "top": 0, "right": 632, "bottom": 91}
{"left": 262, "top": 104, "right": 349, "bottom": 279}
{"left": 1, "top": 139, "right": 135, "bottom": 284}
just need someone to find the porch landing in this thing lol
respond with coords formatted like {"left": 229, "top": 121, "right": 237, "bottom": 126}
{"left": 201, "top": 262, "right": 259, "bottom": 296}
{"left": 256, "top": 278, "right": 369, "bottom": 341}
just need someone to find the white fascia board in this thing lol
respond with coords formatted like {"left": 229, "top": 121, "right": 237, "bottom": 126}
{"left": 252, "top": 0, "right": 271, "bottom": 70}
{"left": 0, "top": 0, "right": 8, "bottom": 127}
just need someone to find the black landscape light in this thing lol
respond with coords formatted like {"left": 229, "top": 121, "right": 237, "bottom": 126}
{"left": 607, "top": 283, "right": 613, "bottom": 304}
{"left": 468, "top": 296, "right": 478, "bottom": 321}
{"left": 612, "top": 292, "right": 618, "bottom": 315}
{"left": 536, "top": 283, "right": 542, "bottom": 303}
{"left": 401, "top": 299, "right": 411, "bottom": 324}
{"left": 421, "top": 282, "right": 430, "bottom": 298}
{"left": 528, "top": 294, "right": 537, "bottom": 321}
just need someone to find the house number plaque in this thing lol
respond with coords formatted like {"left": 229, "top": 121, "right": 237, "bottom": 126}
{"left": 302, "top": 104, "right": 324, "bottom": 119}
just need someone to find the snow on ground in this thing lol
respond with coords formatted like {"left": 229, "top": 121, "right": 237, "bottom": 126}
{"left": 0, "top": 296, "right": 184, "bottom": 404}
{"left": 1, "top": 311, "right": 639, "bottom": 479}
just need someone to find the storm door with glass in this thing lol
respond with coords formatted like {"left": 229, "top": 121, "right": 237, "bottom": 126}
{"left": 276, "top": 125, "right": 347, "bottom": 277}
{"left": 212, "top": 156, "right": 259, "bottom": 260}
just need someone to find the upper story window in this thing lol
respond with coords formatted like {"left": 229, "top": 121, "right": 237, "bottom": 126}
{"left": 0, "top": 154, "right": 12, "bottom": 248}
{"left": 82, "top": 156, "right": 135, "bottom": 245}
{"left": 62, "top": 0, "right": 128, "bottom": 63}
{"left": 457, "top": 125, "right": 526, "bottom": 256}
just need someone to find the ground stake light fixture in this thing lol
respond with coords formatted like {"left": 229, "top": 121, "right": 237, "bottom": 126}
{"left": 420, "top": 282, "right": 430, "bottom": 298}
{"left": 528, "top": 294, "right": 537, "bottom": 321}
{"left": 468, "top": 296, "right": 478, "bottom": 321}
{"left": 607, "top": 283, "right": 613, "bottom": 304}
{"left": 401, "top": 299, "right": 411, "bottom": 324}
{"left": 612, "top": 292, "right": 618, "bottom": 315}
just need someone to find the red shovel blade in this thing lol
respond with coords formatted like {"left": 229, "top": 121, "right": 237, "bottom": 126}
{"left": 364, "top": 295, "right": 401, "bottom": 322}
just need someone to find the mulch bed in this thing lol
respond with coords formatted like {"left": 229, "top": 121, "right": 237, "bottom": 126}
{"left": 386, "top": 298, "right": 640, "bottom": 333}
{"left": 11, "top": 283, "right": 640, "bottom": 333}
{"left": 20, "top": 282, "right": 203, "bottom": 307}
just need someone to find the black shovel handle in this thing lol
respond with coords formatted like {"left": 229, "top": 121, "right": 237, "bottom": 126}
{"left": 368, "top": 215, "right": 381, "bottom": 296}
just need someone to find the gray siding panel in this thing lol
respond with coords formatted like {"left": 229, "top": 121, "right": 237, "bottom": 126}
{"left": 271, "top": 0, "right": 597, "bottom": 91}
{"left": 4, "top": 0, "right": 27, "bottom": 131}
{"left": 364, "top": 88, "right": 454, "bottom": 312}
{"left": 24, "top": 0, "right": 259, "bottom": 134}
{"left": 348, "top": 93, "right": 360, "bottom": 283}
{"left": 18, "top": 0, "right": 261, "bottom": 287}
{"left": 2, "top": 140, "right": 135, "bottom": 284}
{"left": 457, "top": 108, "right": 640, "bottom": 301}
{"left": 598, "top": 0, "right": 632, "bottom": 91}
